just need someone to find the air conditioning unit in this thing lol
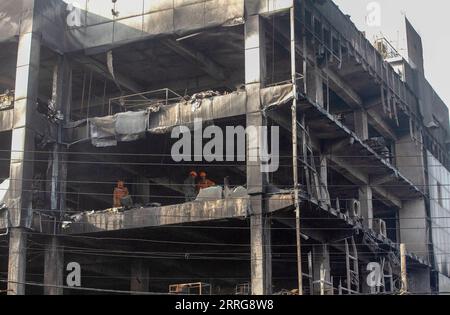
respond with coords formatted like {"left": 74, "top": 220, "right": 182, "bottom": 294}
{"left": 373, "top": 219, "right": 387, "bottom": 238}
{"left": 348, "top": 199, "right": 361, "bottom": 220}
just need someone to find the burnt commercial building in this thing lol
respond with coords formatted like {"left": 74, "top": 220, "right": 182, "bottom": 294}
{"left": 0, "top": 0, "right": 449, "bottom": 295}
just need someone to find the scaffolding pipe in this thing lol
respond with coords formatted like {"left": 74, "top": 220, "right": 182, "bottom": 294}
{"left": 400, "top": 243, "right": 408, "bottom": 294}
{"left": 291, "top": 5, "right": 303, "bottom": 295}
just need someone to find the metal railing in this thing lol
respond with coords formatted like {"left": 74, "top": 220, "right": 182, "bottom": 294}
{"left": 108, "top": 88, "right": 183, "bottom": 115}
{"left": 374, "top": 37, "right": 401, "bottom": 60}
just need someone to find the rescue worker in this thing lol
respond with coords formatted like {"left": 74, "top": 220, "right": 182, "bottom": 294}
{"left": 196, "top": 171, "right": 216, "bottom": 193}
{"left": 183, "top": 171, "right": 198, "bottom": 202}
{"left": 113, "top": 180, "right": 129, "bottom": 208}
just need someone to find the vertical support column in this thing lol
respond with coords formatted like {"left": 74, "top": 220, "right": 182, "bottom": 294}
{"left": 319, "top": 153, "right": 330, "bottom": 206}
{"left": 400, "top": 243, "right": 408, "bottom": 294}
{"left": 44, "top": 237, "right": 64, "bottom": 295}
{"left": 290, "top": 5, "right": 303, "bottom": 295}
{"left": 396, "top": 131, "right": 429, "bottom": 263}
{"left": 314, "top": 70, "right": 324, "bottom": 107}
{"left": 130, "top": 260, "right": 149, "bottom": 293}
{"left": 359, "top": 185, "right": 374, "bottom": 229}
{"left": 305, "top": 65, "right": 324, "bottom": 106}
{"left": 44, "top": 57, "right": 71, "bottom": 295}
{"left": 7, "top": 1, "right": 41, "bottom": 295}
{"left": 312, "top": 243, "right": 331, "bottom": 295}
{"left": 245, "top": 14, "right": 271, "bottom": 295}
{"left": 7, "top": 228, "right": 28, "bottom": 295}
{"left": 354, "top": 109, "right": 369, "bottom": 141}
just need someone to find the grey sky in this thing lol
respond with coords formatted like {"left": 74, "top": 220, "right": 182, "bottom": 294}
{"left": 332, "top": 0, "right": 449, "bottom": 107}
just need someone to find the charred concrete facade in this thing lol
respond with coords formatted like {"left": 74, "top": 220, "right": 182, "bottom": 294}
{"left": 0, "top": 0, "right": 449, "bottom": 295}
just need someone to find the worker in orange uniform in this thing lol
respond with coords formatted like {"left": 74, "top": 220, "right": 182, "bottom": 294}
{"left": 113, "top": 180, "right": 129, "bottom": 208}
{"left": 196, "top": 171, "right": 216, "bottom": 193}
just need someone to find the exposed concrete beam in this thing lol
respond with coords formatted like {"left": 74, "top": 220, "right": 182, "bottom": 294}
{"left": 271, "top": 17, "right": 399, "bottom": 153}
{"left": 328, "top": 155, "right": 368, "bottom": 185}
{"left": 270, "top": 106, "right": 402, "bottom": 209}
{"left": 375, "top": 186, "right": 402, "bottom": 209}
{"left": 328, "top": 138, "right": 352, "bottom": 153}
{"left": 368, "top": 108, "right": 398, "bottom": 141}
{"left": 269, "top": 19, "right": 363, "bottom": 109}
{"left": 163, "top": 39, "right": 227, "bottom": 82}
{"left": 322, "top": 68, "right": 363, "bottom": 109}
{"left": 338, "top": 63, "right": 362, "bottom": 77}
{"left": 72, "top": 56, "right": 144, "bottom": 94}
{"left": 329, "top": 154, "right": 401, "bottom": 208}
{"left": 271, "top": 18, "right": 399, "bottom": 146}
{"left": 371, "top": 174, "right": 396, "bottom": 186}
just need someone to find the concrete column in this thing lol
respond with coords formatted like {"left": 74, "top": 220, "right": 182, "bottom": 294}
{"left": 320, "top": 154, "right": 330, "bottom": 206}
{"left": 306, "top": 65, "right": 324, "bottom": 107}
{"left": 359, "top": 185, "right": 374, "bottom": 229}
{"left": 399, "top": 198, "right": 429, "bottom": 263}
{"left": 354, "top": 109, "right": 369, "bottom": 141}
{"left": 43, "top": 57, "right": 71, "bottom": 295}
{"left": 395, "top": 130, "right": 429, "bottom": 263}
{"left": 130, "top": 260, "right": 149, "bottom": 293}
{"left": 245, "top": 14, "right": 272, "bottom": 295}
{"left": 7, "top": 1, "right": 41, "bottom": 295}
{"left": 395, "top": 133, "right": 425, "bottom": 187}
{"left": 7, "top": 228, "right": 28, "bottom": 295}
{"left": 44, "top": 237, "right": 64, "bottom": 295}
{"left": 312, "top": 243, "right": 331, "bottom": 295}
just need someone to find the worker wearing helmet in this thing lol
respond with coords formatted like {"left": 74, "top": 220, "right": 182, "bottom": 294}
{"left": 196, "top": 171, "right": 216, "bottom": 193}
{"left": 184, "top": 171, "right": 198, "bottom": 202}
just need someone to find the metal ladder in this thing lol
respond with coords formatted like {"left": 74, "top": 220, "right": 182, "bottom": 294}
{"left": 345, "top": 237, "right": 360, "bottom": 294}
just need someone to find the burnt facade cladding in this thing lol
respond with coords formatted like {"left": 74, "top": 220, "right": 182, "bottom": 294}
{"left": 0, "top": 0, "right": 449, "bottom": 295}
